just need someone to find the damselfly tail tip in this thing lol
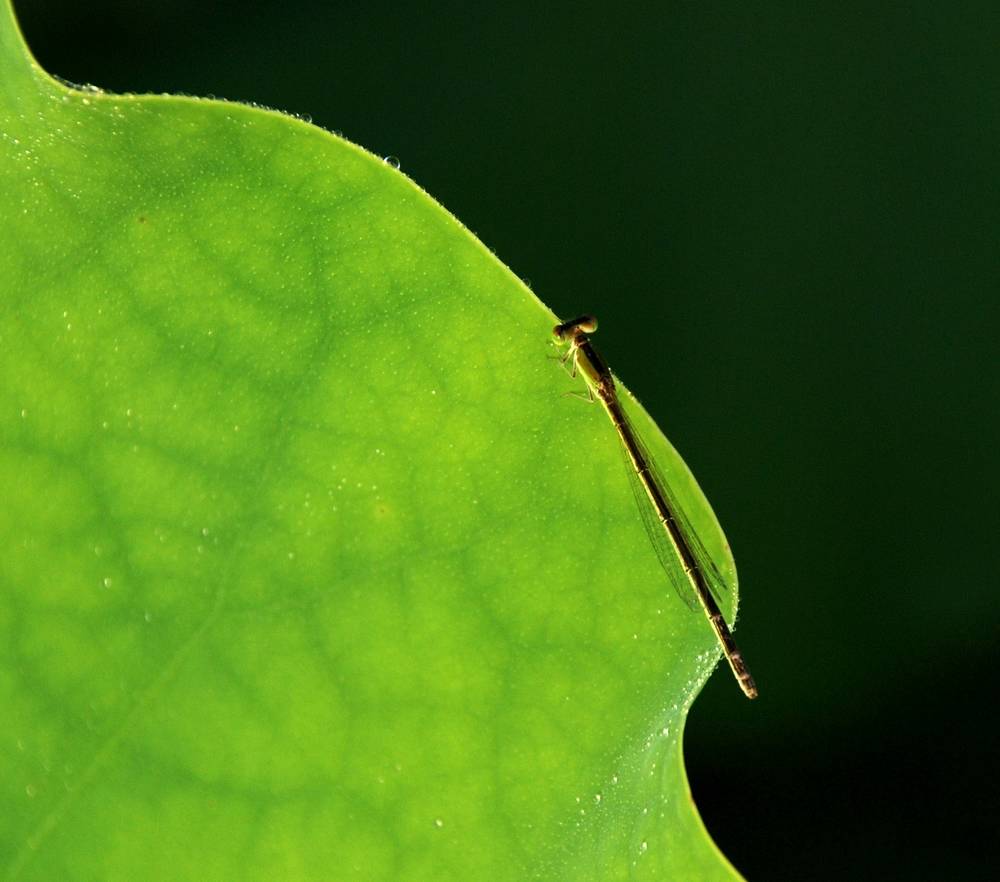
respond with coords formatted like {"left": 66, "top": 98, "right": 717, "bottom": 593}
{"left": 727, "top": 651, "right": 758, "bottom": 700}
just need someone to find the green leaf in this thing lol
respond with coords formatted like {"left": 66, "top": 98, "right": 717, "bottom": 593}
{"left": 0, "top": 4, "right": 744, "bottom": 879}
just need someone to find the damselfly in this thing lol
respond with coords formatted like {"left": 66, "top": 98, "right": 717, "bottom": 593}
{"left": 553, "top": 315, "right": 757, "bottom": 699}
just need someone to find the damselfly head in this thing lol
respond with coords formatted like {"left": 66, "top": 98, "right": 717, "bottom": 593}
{"left": 553, "top": 315, "right": 598, "bottom": 341}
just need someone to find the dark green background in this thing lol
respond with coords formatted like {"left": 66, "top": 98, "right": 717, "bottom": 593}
{"left": 12, "top": 1, "right": 998, "bottom": 879}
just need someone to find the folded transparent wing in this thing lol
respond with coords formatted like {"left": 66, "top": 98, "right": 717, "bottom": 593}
{"left": 618, "top": 407, "right": 730, "bottom": 610}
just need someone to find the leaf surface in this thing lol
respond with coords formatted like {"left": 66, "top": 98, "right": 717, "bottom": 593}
{"left": 0, "top": 4, "right": 743, "bottom": 879}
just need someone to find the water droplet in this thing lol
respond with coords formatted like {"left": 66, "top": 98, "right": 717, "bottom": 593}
{"left": 594, "top": 793, "right": 602, "bottom": 804}
{"left": 383, "top": 156, "right": 400, "bottom": 169}
{"left": 102, "top": 577, "right": 112, "bottom": 589}
{"left": 25, "top": 784, "right": 37, "bottom": 798}
{"left": 433, "top": 818, "right": 444, "bottom": 829}
{"left": 143, "top": 611, "right": 152, "bottom": 623}
{"left": 639, "top": 840, "right": 648, "bottom": 854}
